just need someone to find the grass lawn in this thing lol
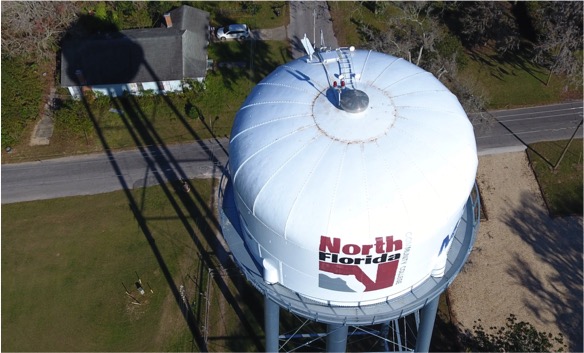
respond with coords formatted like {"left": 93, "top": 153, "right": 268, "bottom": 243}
{"left": 2, "top": 172, "right": 451, "bottom": 351}
{"left": 2, "top": 40, "right": 292, "bottom": 164}
{"left": 328, "top": 2, "right": 402, "bottom": 48}
{"left": 4, "top": 2, "right": 582, "bottom": 164}
{"left": 1, "top": 179, "right": 263, "bottom": 351}
{"left": 461, "top": 50, "right": 580, "bottom": 109}
{"left": 526, "top": 139, "right": 583, "bottom": 216}
{"left": 328, "top": 2, "right": 582, "bottom": 111}
{"left": 204, "top": 0, "right": 289, "bottom": 30}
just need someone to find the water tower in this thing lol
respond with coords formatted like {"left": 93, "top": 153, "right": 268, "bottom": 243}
{"left": 219, "top": 47, "right": 480, "bottom": 352}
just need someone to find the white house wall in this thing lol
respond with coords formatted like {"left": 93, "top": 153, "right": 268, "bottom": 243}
{"left": 67, "top": 86, "right": 82, "bottom": 99}
{"left": 67, "top": 79, "right": 203, "bottom": 99}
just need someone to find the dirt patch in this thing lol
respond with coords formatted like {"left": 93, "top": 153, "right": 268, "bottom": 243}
{"left": 449, "top": 151, "right": 583, "bottom": 351}
{"left": 125, "top": 294, "right": 151, "bottom": 320}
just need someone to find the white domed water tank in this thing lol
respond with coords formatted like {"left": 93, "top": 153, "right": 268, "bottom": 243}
{"left": 228, "top": 49, "right": 477, "bottom": 306}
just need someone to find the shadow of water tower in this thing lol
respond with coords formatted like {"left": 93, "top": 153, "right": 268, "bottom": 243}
{"left": 219, "top": 48, "right": 480, "bottom": 352}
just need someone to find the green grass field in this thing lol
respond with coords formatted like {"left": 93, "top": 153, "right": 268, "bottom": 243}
{"left": 2, "top": 39, "right": 292, "bottom": 164}
{"left": 205, "top": 0, "right": 289, "bottom": 30}
{"left": 328, "top": 2, "right": 581, "bottom": 111}
{"left": 461, "top": 50, "right": 577, "bottom": 109}
{"left": 1, "top": 179, "right": 264, "bottom": 351}
{"left": 4, "top": 2, "right": 582, "bottom": 164}
{"left": 527, "top": 139, "right": 583, "bottom": 216}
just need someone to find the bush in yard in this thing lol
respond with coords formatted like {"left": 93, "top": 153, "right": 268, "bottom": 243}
{"left": 462, "top": 314, "right": 567, "bottom": 352}
{"left": 53, "top": 99, "right": 94, "bottom": 137}
{"left": 0, "top": 57, "right": 46, "bottom": 147}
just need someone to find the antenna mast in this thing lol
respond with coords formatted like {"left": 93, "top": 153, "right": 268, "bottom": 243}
{"left": 313, "top": 8, "right": 316, "bottom": 46}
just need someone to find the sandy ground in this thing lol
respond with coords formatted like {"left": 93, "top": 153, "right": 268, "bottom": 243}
{"left": 448, "top": 151, "right": 583, "bottom": 352}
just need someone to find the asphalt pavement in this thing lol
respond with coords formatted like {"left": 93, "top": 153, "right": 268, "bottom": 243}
{"left": 2, "top": 139, "right": 229, "bottom": 204}
{"left": 1, "top": 1, "right": 582, "bottom": 205}
{"left": 2, "top": 102, "right": 582, "bottom": 204}
{"left": 288, "top": 1, "right": 338, "bottom": 58}
{"left": 472, "top": 101, "right": 583, "bottom": 155}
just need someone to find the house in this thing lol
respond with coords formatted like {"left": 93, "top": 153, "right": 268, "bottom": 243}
{"left": 60, "top": 5, "right": 210, "bottom": 99}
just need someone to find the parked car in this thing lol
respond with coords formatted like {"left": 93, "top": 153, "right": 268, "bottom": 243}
{"left": 216, "top": 24, "right": 250, "bottom": 40}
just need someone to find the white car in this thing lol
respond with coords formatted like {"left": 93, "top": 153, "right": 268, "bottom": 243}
{"left": 216, "top": 24, "right": 250, "bottom": 40}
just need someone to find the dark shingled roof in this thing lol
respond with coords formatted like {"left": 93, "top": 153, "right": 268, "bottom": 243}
{"left": 61, "top": 5, "right": 209, "bottom": 87}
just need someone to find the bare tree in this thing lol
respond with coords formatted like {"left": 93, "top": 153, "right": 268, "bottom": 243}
{"left": 399, "top": 2, "right": 440, "bottom": 66}
{"left": 356, "top": 2, "right": 489, "bottom": 120}
{"left": 447, "top": 71, "right": 490, "bottom": 125}
{"left": 1, "top": 1, "right": 79, "bottom": 60}
{"left": 455, "top": 1, "right": 520, "bottom": 54}
{"left": 356, "top": 2, "right": 443, "bottom": 67}
{"left": 531, "top": 2, "right": 583, "bottom": 169}
{"left": 426, "top": 51, "right": 459, "bottom": 80}
{"left": 532, "top": 2, "right": 583, "bottom": 87}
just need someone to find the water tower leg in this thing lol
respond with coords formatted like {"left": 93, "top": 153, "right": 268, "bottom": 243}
{"left": 326, "top": 323, "right": 348, "bottom": 353}
{"left": 414, "top": 295, "right": 440, "bottom": 352}
{"left": 264, "top": 295, "right": 279, "bottom": 352}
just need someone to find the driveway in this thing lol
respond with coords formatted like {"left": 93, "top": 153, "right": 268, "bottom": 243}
{"left": 287, "top": 1, "right": 338, "bottom": 58}
{"left": 250, "top": 27, "right": 286, "bottom": 41}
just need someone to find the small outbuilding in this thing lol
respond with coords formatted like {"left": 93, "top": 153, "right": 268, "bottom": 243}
{"left": 60, "top": 5, "right": 210, "bottom": 99}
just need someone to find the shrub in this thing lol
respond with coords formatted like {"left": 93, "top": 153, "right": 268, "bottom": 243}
{"left": 1, "top": 57, "right": 46, "bottom": 147}
{"left": 53, "top": 99, "right": 94, "bottom": 136}
{"left": 462, "top": 314, "right": 567, "bottom": 352}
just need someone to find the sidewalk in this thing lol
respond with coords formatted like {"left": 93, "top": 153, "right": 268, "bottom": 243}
{"left": 29, "top": 87, "right": 56, "bottom": 146}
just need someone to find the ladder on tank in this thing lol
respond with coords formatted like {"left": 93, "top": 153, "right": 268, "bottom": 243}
{"left": 336, "top": 48, "right": 355, "bottom": 89}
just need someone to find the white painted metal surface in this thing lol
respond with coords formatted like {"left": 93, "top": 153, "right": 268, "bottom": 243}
{"left": 228, "top": 49, "right": 478, "bottom": 306}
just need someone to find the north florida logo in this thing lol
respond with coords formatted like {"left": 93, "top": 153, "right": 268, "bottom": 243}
{"left": 318, "top": 235, "right": 402, "bottom": 292}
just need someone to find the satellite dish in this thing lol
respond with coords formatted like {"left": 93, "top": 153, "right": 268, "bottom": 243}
{"left": 301, "top": 33, "right": 315, "bottom": 61}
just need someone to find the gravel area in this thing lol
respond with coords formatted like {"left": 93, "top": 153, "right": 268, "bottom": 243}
{"left": 448, "top": 151, "right": 583, "bottom": 352}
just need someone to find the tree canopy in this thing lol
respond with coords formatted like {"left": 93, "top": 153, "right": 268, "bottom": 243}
{"left": 1, "top": 2, "right": 79, "bottom": 60}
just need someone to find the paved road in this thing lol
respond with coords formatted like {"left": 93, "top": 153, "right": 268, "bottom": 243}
{"left": 2, "top": 0, "right": 582, "bottom": 205}
{"left": 2, "top": 139, "right": 229, "bottom": 204}
{"left": 473, "top": 101, "right": 583, "bottom": 155}
{"left": 2, "top": 102, "right": 582, "bottom": 204}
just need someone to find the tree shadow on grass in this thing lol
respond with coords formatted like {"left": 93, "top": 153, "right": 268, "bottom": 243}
{"left": 210, "top": 37, "right": 288, "bottom": 93}
{"left": 503, "top": 191, "right": 583, "bottom": 352}
{"left": 467, "top": 44, "right": 547, "bottom": 85}
{"left": 107, "top": 76, "right": 264, "bottom": 351}
{"left": 61, "top": 11, "right": 269, "bottom": 351}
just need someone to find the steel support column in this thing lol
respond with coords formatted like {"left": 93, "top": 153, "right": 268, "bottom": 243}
{"left": 414, "top": 295, "right": 440, "bottom": 352}
{"left": 265, "top": 295, "right": 280, "bottom": 352}
{"left": 326, "top": 323, "right": 349, "bottom": 352}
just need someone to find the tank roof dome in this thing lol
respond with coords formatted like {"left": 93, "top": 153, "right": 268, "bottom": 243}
{"left": 227, "top": 49, "right": 478, "bottom": 305}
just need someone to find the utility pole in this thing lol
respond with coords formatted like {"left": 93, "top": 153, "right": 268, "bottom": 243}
{"left": 553, "top": 119, "right": 583, "bottom": 170}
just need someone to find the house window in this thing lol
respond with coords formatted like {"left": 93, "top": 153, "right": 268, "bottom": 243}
{"left": 128, "top": 83, "right": 138, "bottom": 92}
